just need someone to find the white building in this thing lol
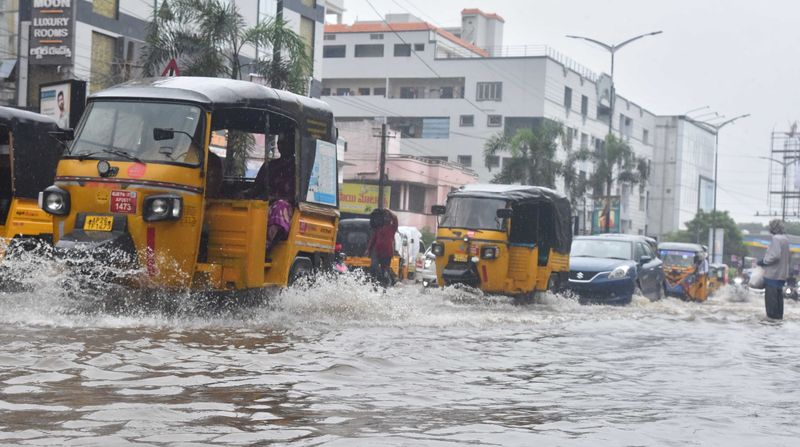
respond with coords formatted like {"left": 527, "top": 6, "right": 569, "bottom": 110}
{"left": 650, "top": 116, "right": 717, "bottom": 237}
{"left": 16, "top": 0, "right": 328, "bottom": 109}
{"left": 321, "top": 9, "right": 657, "bottom": 235}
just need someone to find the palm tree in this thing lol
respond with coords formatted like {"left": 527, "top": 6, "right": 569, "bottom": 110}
{"left": 566, "top": 134, "right": 649, "bottom": 232}
{"left": 140, "top": 0, "right": 312, "bottom": 175}
{"left": 483, "top": 120, "right": 564, "bottom": 188}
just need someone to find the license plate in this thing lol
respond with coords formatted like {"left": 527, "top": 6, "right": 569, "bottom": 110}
{"left": 454, "top": 253, "right": 468, "bottom": 262}
{"left": 84, "top": 215, "right": 113, "bottom": 232}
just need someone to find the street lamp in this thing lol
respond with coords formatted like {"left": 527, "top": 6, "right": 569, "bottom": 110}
{"left": 687, "top": 113, "right": 751, "bottom": 263}
{"left": 566, "top": 31, "right": 662, "bottom": 136}
{"left": 759, "top": 156, "right": 798, "bottom": 221}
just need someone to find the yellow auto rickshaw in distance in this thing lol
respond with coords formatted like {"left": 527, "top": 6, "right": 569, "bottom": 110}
{"left": 429, "top": 184, "right": 572, "bottom": 298}
{"left": 335, "top": 217, "right": 401, "bottom": 278}
{"left": 0, "top": 106, "right": 61, "bottom": 253}
{"left": 41, "top": 77, "right": 339, "bottom": 292}
{"left": 658, "top": 242, "right": 709, "bottom": 301}
{"left": 708, "top": 263, "right": 728, "bottom": 294}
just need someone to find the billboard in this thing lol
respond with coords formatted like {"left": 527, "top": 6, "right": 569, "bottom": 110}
{"left": 30, "top": 0, "right": 75, "bottom": 65}
{"left": 339, "top": 183, "right": 390, "bottom": 215}
{"left": 591, "top": 196, "right": 621, "bottom": 233}
{"left": 39, "top": 80, "right": 85, "bottom": 129}
{"left": 698, "top": 176, "right": 715, "bottom": 212}
{"left": 708, "top": 228, "right": 724, "bottom": 264}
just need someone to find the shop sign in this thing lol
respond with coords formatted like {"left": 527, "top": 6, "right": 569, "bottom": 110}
{"left": 30, "top": 0, "right": 75, "bottom": 65}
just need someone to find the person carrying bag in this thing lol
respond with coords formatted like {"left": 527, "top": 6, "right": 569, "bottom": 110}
{"left": 758, "top": 219, "right": 790, "bottom": 319}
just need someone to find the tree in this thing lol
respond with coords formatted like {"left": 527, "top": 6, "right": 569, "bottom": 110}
{"left": 566, "top": 134, "right": 649, "bottom": 232}
{"left": 140, "top": 0, "right": 312, "bottom": 175}
{"left": 483, "top": 121, "right": 564, "bottom": 188}
{"left": 663, "top": 210, "right": 747, "bottom": 262}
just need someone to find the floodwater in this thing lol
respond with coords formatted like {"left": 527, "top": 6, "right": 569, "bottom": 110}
{"left": 0, "top": 258, "right": 799, "bottom": 446}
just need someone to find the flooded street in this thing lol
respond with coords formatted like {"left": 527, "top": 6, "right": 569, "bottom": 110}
{"left": 1, "top": 273, "right": 799, "bottom": 446}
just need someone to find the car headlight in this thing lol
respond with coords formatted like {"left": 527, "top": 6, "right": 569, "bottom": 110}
{"left": 733, "top": 277, "right": 743, "bottom": 285}
{"left": 431, "top": 242, "right": 444, "bottom": 257}
{"left": 608, "top": 265, "right": 631, "bottom": 280}
{"left": 39, "top": 186, "right": 70, "bottom": 216}
{"left": 480, "top": 245, "right": 499, "bottom": 259}
{"left": 143, "top": 194, "right": 182, "bottom": 222}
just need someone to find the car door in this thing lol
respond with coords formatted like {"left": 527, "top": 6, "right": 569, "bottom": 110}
{"left": 635, "top": 242, "right": 656, "bottom": 294}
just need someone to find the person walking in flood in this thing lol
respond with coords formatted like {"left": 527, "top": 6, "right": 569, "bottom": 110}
{"left": 366, "top": 208, "right": 398, "bottom": 287}
{"left": 759, "top": 219, "right": 790, "bottom": 319}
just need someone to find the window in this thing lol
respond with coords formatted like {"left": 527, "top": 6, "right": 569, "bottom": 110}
{"left": 643, "top": 129, "right": 650, "bottom": 144}
{"left": 485, "top": 155, "right": 500, "bottom": 169}
{"left": 487, "top": 115, "right": 502, "bottom": 127}
{"left": 394, "top": 44, "right": 411, "bottom": 57}
{"left": 564, "top": 86, "right": 572, "bottom": 110}
{"left": 581, "top": 95, "right": 588, "bottom": 116}
{"left": 399, "top": 87, "right": 419, "bottom": 98}
{"left": 580, "top": 132, "right": 588, "bottom": 149}
{"left": 386, "top": 117, "right": 450, "bottom": 139}
{"left": 301, "top": 0, "right": 316, "bottom": 7}
{"left": 635, "top": 242, "right": 649, "bottom": 261}
{"left": 358, "top": 88, "right": 370, "bottom": 96}
{"left": 355, "top": 44, "right": 384, "bottom": 57}
{"left": 639, "top": 194, "right": 646, "bottom": 211}
{"left": 459, "top": 115, "right": 474, "bottom": 127}
{"left": 476, "top": 82, "right": 502, "bottom": 101}
{"left": 440, "top": 86, "right": 454, "bottom": 98}
{"left": 323, "top": 45, "right": 346, "bottom": 58}
{"left": 408, "top": 184, "right": 426, "bottom": 213}
{"left": 93, "top": 0, "right": 118, "bottom": 19}
{"left": 457, "top": 155, "right": 472, "bottom": 167}
{"left": 373, "top": 87, "right": 386, "bottom": 97}
{"left": 414, "top": 43, "right": 425, "bottom": 51}
{"left": 502, "top": 157, "right": 513, "bottom": 168}
{"left": 90, "top": 31, "right": 115, "bottom": 94}
{"left": 370, "top": 33, "right": 384, "bottom": 40}
{"left": 324, "top": 33, "right": 336, "bottom": 41}
{"left": 321, "top": 88, "right": 331, "bottom": 96}
{"left": 565, "top": 128, "right": 573, "bottom": 149}
{"left": 335, "top": 88, "right": 351, "bottom": 96}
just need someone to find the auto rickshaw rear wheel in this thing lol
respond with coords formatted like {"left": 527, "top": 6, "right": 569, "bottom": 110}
{"left": 289, "top": 256, "right": 314, "bottom": 286}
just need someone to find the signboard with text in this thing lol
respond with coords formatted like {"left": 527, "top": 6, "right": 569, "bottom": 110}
{"left": 30, "top": 0, "right": 75, "bottom": 65}
{"left": 591, "top": 196, "right": 621, "bottom": 234}
{"left": 39, "top": 80, "right": 85, "bottom": 129}
{"left": 339, "top": 183, "right": 391, "bottom": 215}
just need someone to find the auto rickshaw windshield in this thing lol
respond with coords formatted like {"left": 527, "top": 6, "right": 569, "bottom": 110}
{"left": 68, "top": 101, "right": 203, "bottom": 166}
{"left": 440, "top": 197, "right": 506, "bottom": 230}
{"left": 659, "top": 250, "right": 695, "bottom": 268}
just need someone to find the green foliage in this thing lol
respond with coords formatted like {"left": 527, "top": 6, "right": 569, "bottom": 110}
{"left": 678, "top": 210, "right": 747, "bottom": 261}
{"left": 140, "top": 0, "right": 312, "bottom": 174}
{"left": 566, "top": 133, "right": 649, "bottom": 199}
{"left": 420, "top": 227, "right": 435, "bottom": 249}
{"left": 483, "top": 121, "right": 563, "bottom": 188}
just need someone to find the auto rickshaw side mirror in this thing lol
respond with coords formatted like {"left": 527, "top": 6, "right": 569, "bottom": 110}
{"left": 153, "top": 128, "right": 176, "bottom": 141}
{"left": 431, "top": 205, "right": 446, "bottom": 215}
{"left": 496, "top": 208, "right": 513, "bottom": 219}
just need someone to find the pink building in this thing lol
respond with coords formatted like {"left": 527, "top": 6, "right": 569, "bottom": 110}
{"left": 338, "top": 119, "right": 478, "bottom": 230}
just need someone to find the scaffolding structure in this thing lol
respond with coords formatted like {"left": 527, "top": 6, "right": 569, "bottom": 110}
{"left": 767, "top": 122, "right": 800, "bottom": 220}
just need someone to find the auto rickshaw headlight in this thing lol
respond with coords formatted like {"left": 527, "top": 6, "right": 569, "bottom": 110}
{"left": 39, "top": 186, "right": 70, "bottom": 216}
{"left": 143, "top": 195, "right": 183, "bottom": 222}
{"left": 431, "top": 242, "right": 444, "bottom": 257}
{"left": 480, "top": 246, "right": 499, "bottom": 259}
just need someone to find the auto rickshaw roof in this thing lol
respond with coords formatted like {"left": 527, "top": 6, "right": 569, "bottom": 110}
{"left": 90, "top": 77, "right": 333, "bottom": 116}
{"left": 339, "top": 218, "right": 371, "bottom": 231}
{"left": 0, "top": 106, "right": 61, "bottom": 200}
{"left": 0, "top": 105, "right": 59, "bottom": 129}
{"left": 657, "top": 242, "right": 706, "bottom": 253}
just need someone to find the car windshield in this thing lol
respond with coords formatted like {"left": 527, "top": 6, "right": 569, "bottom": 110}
{"left": 659, "top": 250, "right": 696, "bottom": 268}
{"left": 68, "top": 101, "right": 203, "bottom": 166}
{"left": 571, "top": 239, "right": 632, "bottom": 260}
{"left": 439, "top": 197, "right": 506, "bottom": 231}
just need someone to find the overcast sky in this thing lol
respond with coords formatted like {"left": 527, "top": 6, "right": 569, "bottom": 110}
{"left": 338, "top": 0, "right": 797, "bottom": 225}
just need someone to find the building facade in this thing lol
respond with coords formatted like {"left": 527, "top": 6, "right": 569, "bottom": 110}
{"left": 14, "top": 0, "right": 327, "bottom": 111}
{"left": 650, "top": 116, "right": 717, "bottom": 237}
{"left": 321, "top": 9, "right": 657, "bottom": 235}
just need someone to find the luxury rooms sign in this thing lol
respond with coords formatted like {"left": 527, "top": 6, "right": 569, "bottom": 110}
{"left": 29, "top": 0, "right": 74, "bottom": 65}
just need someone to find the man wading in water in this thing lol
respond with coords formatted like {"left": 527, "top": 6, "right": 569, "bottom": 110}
{"left": 366, "top": 208, "right": 398, "bottom": 288}
{"left": 759, "top": 219, "right": 790, "bottom": 319}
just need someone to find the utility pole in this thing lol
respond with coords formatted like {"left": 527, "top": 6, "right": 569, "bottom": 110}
{"left": 377, "top": 122, "right": 388, "bottom": 209}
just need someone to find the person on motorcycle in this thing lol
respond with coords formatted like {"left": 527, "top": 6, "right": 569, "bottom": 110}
{"left": 758, "top": 219, "right": 790, "bottom": 319}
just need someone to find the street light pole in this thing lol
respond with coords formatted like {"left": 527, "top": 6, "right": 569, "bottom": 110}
{"left": 566, "top": 31, "right": 662, "bottom": 233}
{"left": 688, "top": 113, "right": 751, "bottom": 264}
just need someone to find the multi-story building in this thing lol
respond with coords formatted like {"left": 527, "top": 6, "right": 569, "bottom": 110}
{"left": 0, "top": 0, "right": 18, "bottom": 105}
{"left": 650, "top": 115, "right": 717, "bottom": 237}
{"left": 15, "top": 0, "right": 328, "bottom": 111}
{"left": 321, "top": 8, "right": 657, "bottom": 235}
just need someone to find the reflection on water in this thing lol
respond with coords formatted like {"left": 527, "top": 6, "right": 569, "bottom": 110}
{"left": 0, "top": 256, "right": 799, "bottom": 446}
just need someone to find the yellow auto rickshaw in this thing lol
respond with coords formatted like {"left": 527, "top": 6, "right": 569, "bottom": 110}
{"left": 708, "top": 263, "right": 728, "bottom": 294}
{"left": 335, "top": 218, "right": 401, "bottom": 277}
{"left": 429, "top": 184, "right": 572, "bottom": 297}
{"left": 0, "top": 106, "right": 61, "bottom": 253}
{"left": 41, "top": 77, "right": 339, "bottom": 292}
{"left": 658, "top": 242, "right": 709, "bottom": 301}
